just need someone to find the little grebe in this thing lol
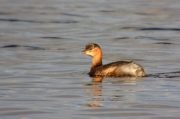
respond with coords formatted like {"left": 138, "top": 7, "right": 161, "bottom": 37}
{"left": 81, "top": 43, "right": 146, "bottom": 77}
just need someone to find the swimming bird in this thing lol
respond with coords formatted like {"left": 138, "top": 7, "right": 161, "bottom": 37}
{"left": 81, "top": 43, "right": 146, "bottom": 77}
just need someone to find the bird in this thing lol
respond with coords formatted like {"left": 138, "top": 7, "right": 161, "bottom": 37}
{"left": 81, "top": 43, "right": 146, "bottom": 77}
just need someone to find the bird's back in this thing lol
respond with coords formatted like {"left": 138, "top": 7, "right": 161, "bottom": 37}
{"left": 89, "top": 61, "right": 146, "bottom": 77}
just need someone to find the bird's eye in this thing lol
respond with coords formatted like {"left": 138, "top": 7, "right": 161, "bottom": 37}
{"left": 89, "top": 48, "right": 92, "bottom": 50}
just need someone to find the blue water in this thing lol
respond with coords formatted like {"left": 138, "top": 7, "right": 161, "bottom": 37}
{"left": 0, "top": 0, "right": 180, "bottom": 119}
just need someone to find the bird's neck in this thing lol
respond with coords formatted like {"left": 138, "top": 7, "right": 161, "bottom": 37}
{"left": 90, "top": 52, "right": 103, "bottom": 72}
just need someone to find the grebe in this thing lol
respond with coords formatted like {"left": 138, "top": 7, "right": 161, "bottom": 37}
{"left": 81, "top": 43, "right": 146, "bottom": 77}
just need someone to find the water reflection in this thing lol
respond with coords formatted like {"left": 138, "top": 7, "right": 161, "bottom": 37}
{"left": 82, "top": 103, "right": 101, "bottom": 108}
{"left": 83, "top": 82, "right": 103, "bottom": 108}
{"left": 82, "top": 70, "right": 180, "bottom": 108}
{"left": 91, "top": 76, "right": 138, "bottom": 84}
{"left": 91, "top": 76, "right": 138, "bottom": 83}
{"left": 83, "top": 77, "right": 137, "bottom": 108}
{"left": 91, "top": 76, "right": 103, "bottom": 82}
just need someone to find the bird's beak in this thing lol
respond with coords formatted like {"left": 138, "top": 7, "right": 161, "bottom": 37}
{"left": 81, "top": 50, "right": 86, "bottom": 54}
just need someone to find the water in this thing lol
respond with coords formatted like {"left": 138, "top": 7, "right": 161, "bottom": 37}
{"left": 0, "top": 0, "right": 180, "bottom": 119}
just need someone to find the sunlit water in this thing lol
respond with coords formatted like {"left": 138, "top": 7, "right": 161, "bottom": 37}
{"left": 0, "top": 0, "right": 180, "bottom": 119}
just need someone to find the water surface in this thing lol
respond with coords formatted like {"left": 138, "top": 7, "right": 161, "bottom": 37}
{"left": 0, "top": 0, "right": 180, "bottom": 119}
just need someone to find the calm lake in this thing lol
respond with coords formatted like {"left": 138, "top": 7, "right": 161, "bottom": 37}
{"left": 0, "top": 0, "right": 180, "bottom": 119}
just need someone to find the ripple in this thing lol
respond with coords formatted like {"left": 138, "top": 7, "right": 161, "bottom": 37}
{"left": 0, "top": 111, "right": 49, "bottom": 116}
{"left": 113, "top": 37, "right": 129, "bottom": 41}
{"left": 135, "top": 36, "right": 169, "bottom": 41}
{"left": 132, "top": 104, "right": 180, "bottom": 109}
{"left": 122, "top": 27, "right": 180, "bottom": 31}
{"left": 0, "top": 108, "right": 27, "bottom": 112}
{"left": 61, "top": 13, "right": 86, "bottom": 17}
{"left": 2, "top": 99, "right": 51, "bottom": 102}
{"left": 99, "top": 10, "right": 115, "bottom": 13}
{"left": 0, "top": 45, "right": 46, "bottom": 50}
{"left": 79, "top": 112, "right": 154, "bottom": 117}
{"left": 0, "top": 18, "right": 34, "bottom": 23}
{"left": 0, "top": 12, "right": 12, "bottom": 15}
{"left": 41, "top": 36, "right": 64, "bottom": 39}
{"left": 139, "top": 28, "right": 180, "bottom": 31}
{"left": 147, "top": 71, "right": 180, "bottom": 78}
{"left": 50, "top": 95, "right": 81, "bottom": 98}
{"left": 0, "top": 18, "right": 78, "bottom": 24}
{"left": 155, "top": 42, "right": 176, "bottom": 45}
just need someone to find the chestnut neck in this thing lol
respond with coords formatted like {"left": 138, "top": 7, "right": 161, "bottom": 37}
{"left": 90, "top": 48, "right": 103, "bottom": 72}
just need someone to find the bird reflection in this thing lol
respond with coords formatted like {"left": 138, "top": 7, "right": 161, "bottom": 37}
{"left": 83, "top": 76, "right": 137, "bottom": 108}
{"left": 83, "top": 80, "right": 103, "bottom": 108}
{"left": 91, "top": 76, "right": 104, "bottom": 82}
{"left": 82, "top": 71, "right": 180, "bottom": 107}
{"left": 91, "top": 76, "right": 138, "bottom": 84}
